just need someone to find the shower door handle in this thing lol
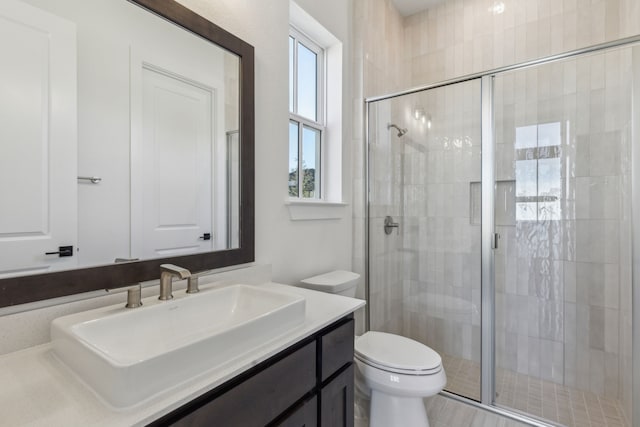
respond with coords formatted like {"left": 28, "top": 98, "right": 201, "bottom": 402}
{"left": 492, "top": 232, "right": 500, "bottom": 249}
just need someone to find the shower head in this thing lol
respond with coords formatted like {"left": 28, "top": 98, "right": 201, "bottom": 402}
{"left": 387, "top": 123, "right": 408, "bottom": 137}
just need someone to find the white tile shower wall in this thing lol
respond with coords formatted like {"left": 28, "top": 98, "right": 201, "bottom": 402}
{"left": 404, "top": 0, "right": 640, "bottom": 87}
{"left": 352, "top": 0, "right": 407, "bottom": 334}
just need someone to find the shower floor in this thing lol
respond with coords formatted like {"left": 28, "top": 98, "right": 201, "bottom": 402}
{"left": 442, "top": 354, "right": 630, "bottom": 427}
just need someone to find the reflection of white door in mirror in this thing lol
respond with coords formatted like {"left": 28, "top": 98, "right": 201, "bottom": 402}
{"left": 0, "top": 0, "right": 77, "bottom": 277}
{"left": 137, "top": 67, "right": 214, "bottom": 258}
{"left": 130, "top": 45, "right": 226, "bottom": 259}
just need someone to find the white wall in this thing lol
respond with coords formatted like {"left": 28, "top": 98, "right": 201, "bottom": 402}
{"left": 178, "top": 0, "right": 355, "bottom": 285}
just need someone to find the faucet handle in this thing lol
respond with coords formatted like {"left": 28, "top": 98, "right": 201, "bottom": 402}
{"left": 125, "top": 284, "right": 143, "bottom": 308}
{"left": 106, "top": 284, "right": 142, "bottom": 309}
{"left": 187, "top": 276, "right": 199, "bottom": 294}
{"left": 160, "top": 264, "right": 191, "bottom": 279}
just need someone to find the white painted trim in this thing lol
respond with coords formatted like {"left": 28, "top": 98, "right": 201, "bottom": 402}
{"left": 285, "top": 199, "right": 348, "bottom": 220}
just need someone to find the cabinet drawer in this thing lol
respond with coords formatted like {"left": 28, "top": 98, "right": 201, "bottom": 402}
{"left": 320, "top": 319, "right": 354, "bottom": 382}
{"left": 274, "top": 396, "right": 317, "bottom": 427}
{"left": 171, "top": 341, "right": 316, "bottom": 427}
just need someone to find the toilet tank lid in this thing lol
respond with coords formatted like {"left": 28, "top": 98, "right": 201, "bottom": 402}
{"left": 300, "top": 270, "right": 360, "bottom": 293}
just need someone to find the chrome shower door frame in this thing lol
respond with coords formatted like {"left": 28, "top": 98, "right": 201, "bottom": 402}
{"left": 631, "top": 44, "right": 640, "bottom": 427}
{"left": 480, "top": 75, "right": 495, "bottom": 407}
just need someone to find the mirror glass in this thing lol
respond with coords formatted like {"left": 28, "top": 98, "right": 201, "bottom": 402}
{"left": 0, "top": 0, "right": 241, "bottom": 279}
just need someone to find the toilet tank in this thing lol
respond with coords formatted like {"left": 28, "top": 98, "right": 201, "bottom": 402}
{"left": 298, "top": 270, "right": 360, "bottom": 297}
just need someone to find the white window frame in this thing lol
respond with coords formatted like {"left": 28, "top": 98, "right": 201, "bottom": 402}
{"left": 289, "top": 26, "right": 326, "bottom": 199}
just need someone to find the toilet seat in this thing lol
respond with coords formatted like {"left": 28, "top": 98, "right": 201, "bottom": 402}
{"left": 355, "top": 331, "right": 442, "bottom": 375}
{"left": 355, "top": 353, "right": 442, "bottom": 375}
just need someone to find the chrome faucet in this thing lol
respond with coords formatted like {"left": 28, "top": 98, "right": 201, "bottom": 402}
{"left": 159, "top": 264, "right": 191, "bottom": 300}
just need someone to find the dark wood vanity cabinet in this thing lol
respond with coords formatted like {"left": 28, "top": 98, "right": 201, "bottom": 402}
{"left": 149, "top": 316, "right": 355, "bottom": 427}
{"left": 319, "top": 364, "right": 354, "bottom": 427}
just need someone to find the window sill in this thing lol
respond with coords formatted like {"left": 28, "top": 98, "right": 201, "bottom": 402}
{"left": 285, "top": 199, "right": 348, "bottom": 221}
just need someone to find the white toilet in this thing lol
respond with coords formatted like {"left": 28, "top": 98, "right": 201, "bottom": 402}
{"left": 299, "top": 271, "right": 447, "bottom": 427}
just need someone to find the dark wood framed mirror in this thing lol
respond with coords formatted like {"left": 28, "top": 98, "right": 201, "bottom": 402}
{"left": 0, "top": 0, "right": 254, "bottom": 308}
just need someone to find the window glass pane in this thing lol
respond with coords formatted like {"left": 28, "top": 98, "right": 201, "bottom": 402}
{"left": 302, "top": 125, "right": 320, "bottom": 198}
{"left": 289, "top": 121, "right": 299, "bottom": 197}
{"left": 297, "top": 42, "right": 317, "bottom": 121}
{"left": 289, "top": 36, "right": 294, "bottom": 113}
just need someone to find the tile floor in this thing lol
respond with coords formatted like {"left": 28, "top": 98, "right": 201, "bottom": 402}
{"left": 355, "top": 393, "right": 529, "bottom": 427}
{"left": 442, "top": 354, "right": 631, "bottom": 427}
{"left": 425, "top": 394, "right": 529, "bottom": 427}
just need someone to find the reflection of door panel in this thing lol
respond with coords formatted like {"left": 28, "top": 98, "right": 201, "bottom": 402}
{"left": 0, "top": 0, "right": 77, "bottom": 277}
{"left": 133, "top": 66, "right": 214, "bottom": 259}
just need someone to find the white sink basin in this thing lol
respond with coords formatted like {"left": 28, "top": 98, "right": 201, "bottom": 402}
{"left": 51, "top": 284, "right": 306, "bottom": 408}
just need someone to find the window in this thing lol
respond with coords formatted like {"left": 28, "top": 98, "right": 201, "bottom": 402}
{"left": 515, "top": 122, "right": 563, "bottom": 221}
{"left": 289, "top": 27, "right": 324, "bottom": 199}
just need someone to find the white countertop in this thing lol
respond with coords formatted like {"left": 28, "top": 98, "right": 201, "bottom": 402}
{"left": 0, "top": 282, "right": 365, "bottom": 427}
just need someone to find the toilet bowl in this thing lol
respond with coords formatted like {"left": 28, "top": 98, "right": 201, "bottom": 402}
{"left": 355, "top": 331, "right": 446, "bottom": 427}
{"left": 298, "top": 271, "right": 447, "bottom": 427}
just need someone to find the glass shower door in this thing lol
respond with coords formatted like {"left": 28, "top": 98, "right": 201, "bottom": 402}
{"left": 492, "top": 46, "right": 634, "bottom": 426}
{"left": 368, "top": 78, "right": 483, "bottom": 401}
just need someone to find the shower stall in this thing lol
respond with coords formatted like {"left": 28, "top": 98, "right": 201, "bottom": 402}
{"left": 365, "top": 38, "right": 640, "bottom": 427}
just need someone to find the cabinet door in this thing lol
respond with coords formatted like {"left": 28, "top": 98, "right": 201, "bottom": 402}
{"left": 320, "top": 365, "right": 354, "bottom": 427}
{"left": 274, "top": 396, "right": 317, "bottom": 427}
